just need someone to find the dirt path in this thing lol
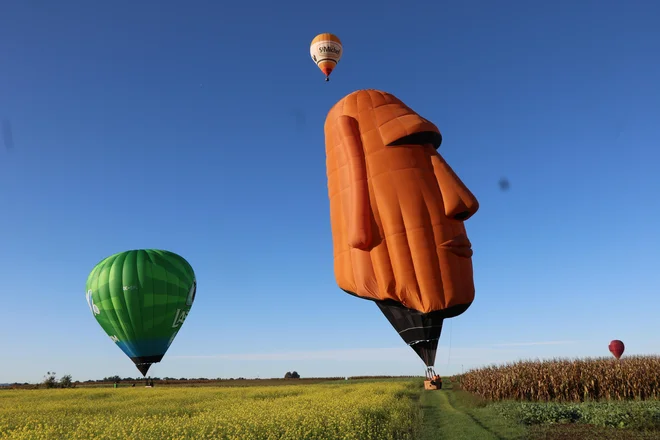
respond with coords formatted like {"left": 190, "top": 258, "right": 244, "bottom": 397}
{"left": 420, "top": 388, "right": 509, "bottom": 440}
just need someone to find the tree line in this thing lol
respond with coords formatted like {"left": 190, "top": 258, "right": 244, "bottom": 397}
{"left": 0, "top": 371, "right": 421, "bottom": 389}
{"left": 42, "top": 371, "right": 75, "bottom": 388}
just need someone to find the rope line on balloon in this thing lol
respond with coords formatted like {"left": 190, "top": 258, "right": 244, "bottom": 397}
{"left": 447, "top": 320, "right": 453, "bottom": 370}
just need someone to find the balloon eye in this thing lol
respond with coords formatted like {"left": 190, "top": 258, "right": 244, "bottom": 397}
{"left": 387, "top": 131, "right": 442, "bottom": 149}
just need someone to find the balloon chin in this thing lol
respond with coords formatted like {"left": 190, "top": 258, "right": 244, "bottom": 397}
{"left": 131, "top": 354, "right": 164, "bottom": 377}
{"left": 374, "top": 300, "right": 469, "bottom": 367}
{"left": 135, "top": 363, "right": 153, "bottom": 377}
{"left": 410, "top": 340, "right": 443, "bottom": 367}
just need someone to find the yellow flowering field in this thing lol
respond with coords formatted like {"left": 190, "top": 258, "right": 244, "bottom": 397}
{"left": 0, "top": 380, "right": 422, "bottom": 440}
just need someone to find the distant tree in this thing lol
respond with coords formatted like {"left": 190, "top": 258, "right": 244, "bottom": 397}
{"left": 179, "top": 377, "right": 187, "bottom": 381}
{"left": 284, "top": 372, "right": 292, "bottom": 379}
{"left": 291, "top": 371, "right": 300, "bottom": 379}
{"left": 59, "top": 374, "right": 74, "bottom": 388}
{"left": 43, "top": 371, "right": 57, "bottom": 388}
{"left": 104, "top": 375, "right": 122, "bottom": 383}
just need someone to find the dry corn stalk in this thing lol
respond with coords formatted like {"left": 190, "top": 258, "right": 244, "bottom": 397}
{"left": 453, "top": 356, "right": 660, "bottom": 402}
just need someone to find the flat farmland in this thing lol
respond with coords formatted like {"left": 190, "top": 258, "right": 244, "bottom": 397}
{"left": 3, "top": 358, "right": 660, "bottom": 440}
{"left": 0, "top": 379, "right": 422, "bottom": 440}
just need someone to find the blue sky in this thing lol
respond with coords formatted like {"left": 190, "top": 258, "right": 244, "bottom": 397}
{"left": 1, "top": 0, "right": 659, "bottom": 383}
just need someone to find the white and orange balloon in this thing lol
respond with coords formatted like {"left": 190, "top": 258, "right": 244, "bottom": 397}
{"left": 310, "top": 33, "right": 343, "bottom": 81}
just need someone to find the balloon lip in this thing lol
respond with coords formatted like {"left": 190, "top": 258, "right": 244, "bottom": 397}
{"left": 440, "top": 235, "right": 473, "bottom": 257}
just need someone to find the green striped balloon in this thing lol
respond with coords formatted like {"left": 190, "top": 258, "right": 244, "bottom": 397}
{"left": 85, "top": 249, "right": 196, "bottom": 376}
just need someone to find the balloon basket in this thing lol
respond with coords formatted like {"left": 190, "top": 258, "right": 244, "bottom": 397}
{"left": 424, "top": 367, "right": 442, "bottom": 390}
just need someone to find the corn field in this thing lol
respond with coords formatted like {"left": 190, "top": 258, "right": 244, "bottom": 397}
{"left": 0, "top": 380, "right": 421, "bottom": 440}
{"left": 454, "top": 356, "right": 660, "bottom": 402}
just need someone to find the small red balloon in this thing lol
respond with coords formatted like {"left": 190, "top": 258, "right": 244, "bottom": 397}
{"left": 609, "top": 340, "right": 625, "bottom": 359}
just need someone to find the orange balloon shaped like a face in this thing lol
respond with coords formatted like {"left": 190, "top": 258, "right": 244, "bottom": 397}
{"left": 324, "top": 89, "right": 479, "bottom": 316}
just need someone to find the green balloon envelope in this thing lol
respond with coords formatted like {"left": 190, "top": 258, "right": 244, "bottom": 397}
{"left": 85, "top": 249, "right": 196, "bottom": 376}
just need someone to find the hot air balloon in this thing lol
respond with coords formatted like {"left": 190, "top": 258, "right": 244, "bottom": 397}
{"left": 85, "top": 249, "right": 197, "bottom": 376}
{"left": 324, "top": 90, "right": 479, "bottom": 387}
{"left": 310, "top": 33, "right": 342, "bottom": 81}
{"left": 609, "top": 340, "right": 625, "bottom": 359}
